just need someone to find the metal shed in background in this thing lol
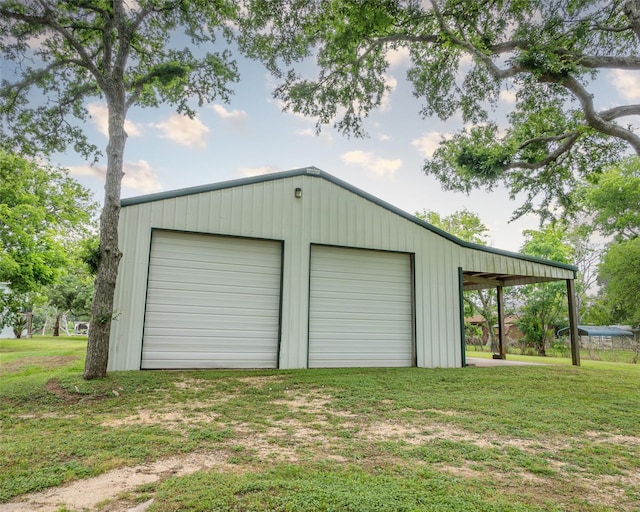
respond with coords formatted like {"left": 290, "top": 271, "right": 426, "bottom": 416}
{"left": 107, "top": 167, "right": 580, "bottom": 371}
{"left": 557, "top": 325, "right": 634, "bottom": 351}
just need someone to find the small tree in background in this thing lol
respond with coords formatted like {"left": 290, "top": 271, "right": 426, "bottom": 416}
{"left": 511, "top": 226, "right": 573, "bottom": 356}
{"left": 416, "top": 208, "right": 499, "bottom": 352}
{"left": 45, "top": 269, "right": 94, "bottom": 336}
{"left": 599, "top": 238, "right": 640, "bottom": 328}
{"left": 583, "top": 157, "right": 640, "bottom": 329}
{"left": 0, "top": 151, "right": 95, "bottom": 335}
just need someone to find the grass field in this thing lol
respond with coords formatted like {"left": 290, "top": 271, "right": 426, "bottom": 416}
{"left": 1, "top": 337, "right": 639, "bottom": 511}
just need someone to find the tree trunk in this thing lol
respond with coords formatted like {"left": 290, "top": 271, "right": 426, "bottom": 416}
{"left": 53, "top": 313, "right": 60, "bottom": 337}
{"left": 61, "top": 313, "right": 69, "bottom": 336}
{"left": 477, "top": 290, "right": 498, "bottom": 352}
{"left": 83, "top": 88, "right": 126, "bottom": 380}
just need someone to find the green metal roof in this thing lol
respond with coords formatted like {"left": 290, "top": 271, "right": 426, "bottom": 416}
{"left": 120, "top": 166, "right": 578, "bottom": 274}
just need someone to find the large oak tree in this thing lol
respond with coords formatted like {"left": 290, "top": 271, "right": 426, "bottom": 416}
{"left": 240, "top": 0, "right": 640, "bottom": 219}
{"left": 0, "top": 0, "right": 240, "bottom": 378}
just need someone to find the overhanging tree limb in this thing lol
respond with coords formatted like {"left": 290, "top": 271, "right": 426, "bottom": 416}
{"left": 555, "top": 74, "right": 640, "bottom": 154}
{"left": 240, "top": 0, "right": 640, "bottom": 218}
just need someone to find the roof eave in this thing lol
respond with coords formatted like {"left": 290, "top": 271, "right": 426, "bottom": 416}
{"left": 120, "top": 166, "right": 578, "bottom": 274}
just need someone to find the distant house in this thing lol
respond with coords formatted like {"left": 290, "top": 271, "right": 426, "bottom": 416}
{"left": 107, "top": 167, "right": 580, "bottom": 371}
{"left": 466, "top": 314, "right": 524, "bottom": 344}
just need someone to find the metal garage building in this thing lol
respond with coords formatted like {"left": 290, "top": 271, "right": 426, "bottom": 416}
{"left": 107, "top": 167, "right": 580, "bottom": 371}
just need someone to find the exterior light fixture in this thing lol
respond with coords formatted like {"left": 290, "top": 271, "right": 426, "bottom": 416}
{"left": 294, "top": 187, "right": 302, "bottom": 198}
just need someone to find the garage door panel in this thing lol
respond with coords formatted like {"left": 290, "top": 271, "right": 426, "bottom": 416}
{"left": 147, "top": 302, "right": 279, "bottom": 315}
{"left": 146, "top": 291, "right": 280, "bottom": 308}
{"left": 309, "top": 245, "right": 414, "bottom": 368}
{"left": 311, "top": 298, "right": 411, "bottom": 311}
{"left": 150, "top": 259, "right": 278, "bottom": 276}
{"left": 141, "top": 231, "right": 281, "bottom": 369}
{"left": 151, "top": 261, "right": 279, "bottom": 289}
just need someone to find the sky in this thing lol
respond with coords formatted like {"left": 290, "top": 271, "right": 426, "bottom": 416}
{"left": 47, "top": 45, "right": 640, "bottom": 253}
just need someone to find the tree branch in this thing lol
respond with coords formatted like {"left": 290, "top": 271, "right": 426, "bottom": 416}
{"left": 506, "top": 132, "right": 581, "bottom": 170}
{"left": 0, "top": 7, "right": 48, "bottom": 26}
{"left": 1, "top": 59, "right": 84, "bottom": 109}
{"left": 74, "top": 0, "right": 110, "bottom": 16}
{"left": 112, "top": 0, "right": 132, "bottom": 86}
{"left": 623, "top": 0, "right": 640, "bottom": 42}
{"left": 600, "top": 104, "right": 640, "bottom": 120}
{"left": 518, "top": 133, "right": 579, "bottom": 150}
{"left": 30, "top": 0, "right": 104, "bottom": 87}
{"left": 552, "top": 74, "right": 640, "bottom": 154}
{"left": 557, "top": 51, "right": 640, "bottom": 70}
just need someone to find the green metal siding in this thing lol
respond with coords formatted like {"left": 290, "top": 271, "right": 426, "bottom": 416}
{"left": 108, "top": 171, "right": 575, "bottom": 371}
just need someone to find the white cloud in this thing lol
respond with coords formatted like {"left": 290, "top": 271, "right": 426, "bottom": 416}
{"left": 210, "top": 103, "right": 248, "bottom": 128}
{"left": 26, "top": 31, "right": 53, "bottom": 50}
{"left": 87, "top": 102, "right": 143, "bottom": 138}
{"left": 340, "top": 150, "right": 402, "bottom": 177}
{"left": 411, "top": 131, "right": 452, "bottom": 158}
{"left": 122, "top": 160, "right": 163, "bottom": 193}
{"left": 499, "top": 88, "right": 517, "bottom": 105}
{"left": 123, "top": 0, "right": 140, "bottom": 12}
{"left": 238, "top": 165, "right": 281, "bottom": 177}
{"left": 459, "top": 53, "right": 474, "bottom": 67}
{"left": 69, "top": 160, "right": 162, "bottom": 193}
{"left": 150, "top": 114, "right": 209, "bottom": 148}
{"left": 611, "top": 69, "right": 640, "bottom": 100}
{"left": 295, "top": 127, "right": 334, "bottom": 143}
{"left": 296, "top": 128, "right": 315, "bottom": 137}
{"left": 380, "top": 74, "right": 398, "bottom": 111}
{"left": 387, "top": 47, "right": 410, "bottom": 68}
{"left": 377, "top": 133, "right": 392, "bottom": 142}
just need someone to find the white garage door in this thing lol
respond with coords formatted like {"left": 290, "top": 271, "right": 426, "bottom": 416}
{"left": 308, "top": 245, "right": 414, "bottom": 367}
{"left": 141, "top": 231, "right": 282, "bottom": 369}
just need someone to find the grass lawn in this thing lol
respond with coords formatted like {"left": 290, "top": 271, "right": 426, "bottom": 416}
{"left": 1, "top": 337, "right": 639, "bottom": 511}
{"left": 466, "top": 347, "right": 640, "bottom": 370}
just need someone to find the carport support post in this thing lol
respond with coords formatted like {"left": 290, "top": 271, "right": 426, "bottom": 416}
{"left": 497, "top": 285, "right": 506, "bottom": 359}
{"left": 566, "top": 279, "right": 581, "bottom": 366}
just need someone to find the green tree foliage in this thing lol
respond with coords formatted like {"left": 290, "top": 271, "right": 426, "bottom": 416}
{"left": 78, "top": 235, "right": 100, "bottom": 276}
{"left": 45, "top": 265, "right": 94, "bottom": 336}
{"left": 0, "top": 0, "right": 241, "bottom": 378}
{"left": 581, "top": 157, "right": 640, "bottom": 326}
{"left": 415, "top": 209, "right": 489, "bottom": 245}
{"left": 0, "top": 151, "right": 94, "bottom": 331}
{"left": 599, "top": 236, "right": 640, "bottom": 327}
{"left": 241, "top": 0, "right": 639, "bottom": 218}
{"left": 585, "top": 157, "right": 640, "bottom": 242}
{"left": 512, "top": 225, "right": 572, "bottom": 355}
{"left": 416, "top": 208, "right": 500, "bottom": 351}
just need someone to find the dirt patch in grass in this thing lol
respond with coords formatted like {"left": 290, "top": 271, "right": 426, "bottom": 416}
{"left": 44, "top": 378, "right": 84, "bottom": 403}
{"left": 101, "top": 406, "right": 218, "bottom": 430}
{"left": 427, "top": 408, "right": 462, "bottom": 416}
{"left": 0, "top": 451, "right": 241, "bottom": 512}
{"left": 3, "top": 386, "right": 639, "bottom": 512}
{"left": 44, "top": 378, "right": 116, "bottom": 405}
{"left": 0, "top": 356, "right": 77, "bottom": 375}
{"left": 172, "top": 378, "right": 211, "bottom": 391}
{"left": 234, "top": 375, "right": 285, "bottom": 387}
{"left": 274, "top": 390, "right": 332, "bottom": 411}
{"left": 584, "top": 431, "right": 640, "bottom": 446}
